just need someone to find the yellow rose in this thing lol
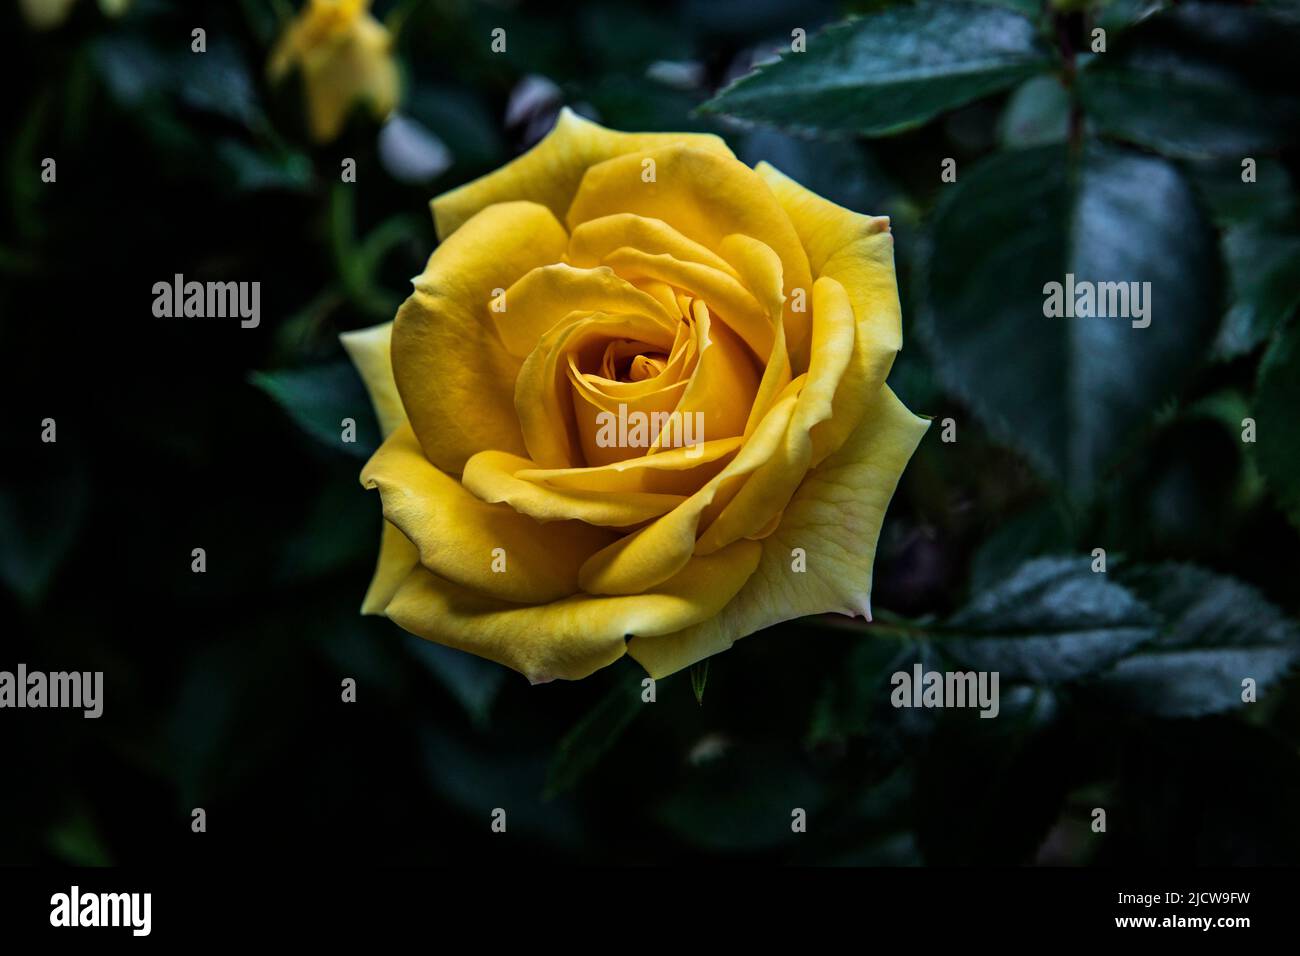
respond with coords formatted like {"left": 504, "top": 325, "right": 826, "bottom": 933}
{"left": 342, "top": 109, "right": 929, "bottom": 683}
{"left": 268, "top": 0, "right": 399, "bottom": 143}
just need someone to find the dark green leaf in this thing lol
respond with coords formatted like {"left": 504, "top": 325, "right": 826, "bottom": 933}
{"left": 968, "top": 500, "right": 1073, "bottom": 592}
{"left": 1254, "top": 323, "right": 1300, "bottom": 527}
{"left": 918, "top": 143, "right": 1219, "bottom": 494}
{"left": 421, "top": 726, "right": 584, "bottom": 845}
{"left": 1183, "top": 156, "right": 1295, "bottom": 228}
{"left": 807, "top": 634, "right": 943, "bottom": 793}
{"left": 1095, "top": 0, "right": 1169, "bottom": 35}
{"left": 700, "top": 2, "right": 1055, "bottom": 136}
{"left": 544, "top": 666, "right": 645, "bottom": 797}
{"left": 250, "top": 361, "right": 381, "bottom": 460}
{"left": 738, "top": 129, "right": 901, "bottom": 215}
{"left": 216, "top": 139, "right": 314, "bottom": 194}
{"left": 998, "top": 74, "right": 1071, "bottom": 148}
{"left": 406, "top": 637, "right": 505, "bottom": 730}
{"left": 1214, "top": 222, "right": 1300, "bottom": 360}
{"left": 1093, "top": 564, "right": 1300, "bottom": 717}
{"left": 1077, "top": 2, "right": 1300, "bottom": 159}
{"left": 941, "top": 556, "right": 1158, "bottom": 682}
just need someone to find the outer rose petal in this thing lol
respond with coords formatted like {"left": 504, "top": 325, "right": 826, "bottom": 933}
{"left": 385, "top": 539, "right": 762, "bottom": 683}
{"left": 627, "top": 385, "right": 930, "bottom": 678}
{"left": 340, "top": 320, "right": 405, "bottom": 437}
{"left": 340, "top": 319, "right": 420, "bottom": 612}
{"left": 755, "top": 162, "right": 903, "bottom": 464}
{"left": 359, "top": 520, "right": 418, "bottom": 615}
{"left": 362, "top": 425, "right": 615, "bottom": 604}
{"left": 695, "top": 276, "right": 856, "bottom": 553}
{"left": 431, "top": 108, "right": 735, "bottom": 241}
{"left": 392, "top": 201, "right": 568, "bottom": 473}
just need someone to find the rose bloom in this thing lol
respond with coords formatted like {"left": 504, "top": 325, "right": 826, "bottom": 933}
{"left": 268, "top": 0, "right": 399, "bottom": 143}
{"left": 343, "top": 109, "right": 928, "bottom": 683}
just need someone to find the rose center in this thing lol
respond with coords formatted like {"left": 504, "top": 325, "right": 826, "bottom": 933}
{"left": 598, "top": 339, "right": 670, "bottom": 383}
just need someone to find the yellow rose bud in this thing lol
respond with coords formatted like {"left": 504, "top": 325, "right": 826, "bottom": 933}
{"left": 343, "top": 109, "right": 929, "bottom": 683}
{"left": 268, "top": 0, "right": 399, "bottom": 143}
{"left": 20, "top": 0, "right": 128, "bottom": 30}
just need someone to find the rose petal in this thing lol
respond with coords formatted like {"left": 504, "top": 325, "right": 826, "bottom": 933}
{"left": 695, "top": 276, "right": 857, "bottom": 554}
{"left": 514, "top": 311, "right": 676, "bottom": 468}
{"left": 392, "top": 200, "right": 568, "bottom": 473}
{"left": 431, "top": 107, "right": 734, "bottom": 241}
{"left": 568, "top": 144, "right": 814, "bottom": 364}
{"left": 600, "top": 248, "right": 775, "bottom": 361}
{"left": 627, "top": 385, "right": 929, "bottom": 678}
{"left": 756, "top": 162, "right": 903, "bottom": 464}
{"left": 361, "top": 424, "right": 614, "bottom": 603}
{"left": 463, "top": 450, "right": 686, "bottom": 526}
{"left": 385, "top": 539, "right": 762, "bottom": 683}
{"left": 568, "top": 213, "right": 740, "bottom": 278}
{"left": 577, "top": 390, "right": 802, "bottom": 595}
{"left": 495, "top": 263, "right": 674, "bottom": 359}
{"left": 340, "top": 320, "right": 405, "bottom": 437}
{"left": 359, "top": 520, "right": 419, "bottom": 614}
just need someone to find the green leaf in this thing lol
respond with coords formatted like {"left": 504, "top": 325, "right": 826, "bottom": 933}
{"left": 998, "top": 74, "right": 1071, "bottom": 148}
{"left": 250, "top": 361, "right": 381, "bottom": 460}
{"left": 544, "top": 666, "right": 645, "bottom": 797}
{"left": 1183, "top": 156, "right": 1295, "bottom": 228}
{"left": 699, "top": 2, "right": 1055, "bottom": 137}
{"left": 974, "top": 0, "right": 1045, "bottom": 18}
{"left": 1095, "top": 0, "right": 1169, "bottom": 35}
{"left": 406, "top": 637, "right": 505, "bottom": 730}
{"left": 738, "top": 129, "right": 901, "bottom": 216}
{"left": 917, "top": 142, "right": 1219, "bottom": 495}
{"left": 941, "top": 556, "right": 1159, "bottom": 682}
{"left": 216, "top": 138, "right": 314, "bottom": 194}
{"left": 968, "top": 500, "right": 1073, "bottom": 592}
{"left": 1214, "top": 222, "right": 1300, "bottom": 360}
{"left": 1077, "top": 2, "right": 1300, "bottom": 159}
{"left": 689, "top": 659, "right": 709, "bottom": 705}
{"left": 807, "top": 634, "right": 943, "bottom": 781}
{"left": 1093, "top": 564, "right": 1300, "bottom": 717}
{"left": 421, "top": 726, "right": 584, "bottom": 846}
{"left": 1255, "top": 322, "right": 1300, "bottom": 528}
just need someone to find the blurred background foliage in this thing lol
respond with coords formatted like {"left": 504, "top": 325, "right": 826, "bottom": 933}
{"left": 2, "top": 0, "right": 1299, "bottom": 865}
